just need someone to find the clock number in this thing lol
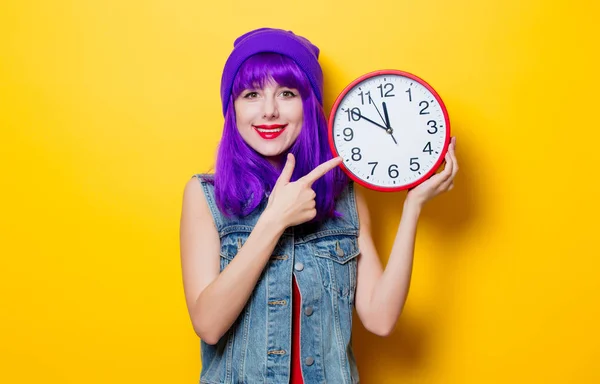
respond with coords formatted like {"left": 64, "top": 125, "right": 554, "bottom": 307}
{"left": 426, "top": 120, "right": 438, "bottom": 134}
{"left": 358, "top": 91, "right": 372, "bottom": 105}
{"left": 377, "top": 83, "right": 395, "bottom": 97}
{"left": 346, "top": 107, "right": 361, "bottom": 121}
{"left": 405, "top": 88, "right": 412, "bottom": 102}
{"left": 388, "top": 164, "right": 399, "bottom": 179}
{"left": 343, "top": 127, "right": 354, "bottom": 141}
{"left": 423, "top": 142, "right": 433, "bottom": 155}
{"left": 368, "top": 162, "right": 378, "bottom": 175}
{"left": 410, "top": 157, "right": 420, "bottom": 172}
{"left": 419, "top": 101, "right": 430, "bottom": 115}
{"left": 351, "top": 147, "right": 362, "bottom": 161}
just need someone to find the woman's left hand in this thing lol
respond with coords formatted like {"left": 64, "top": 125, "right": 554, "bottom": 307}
{"left": 405, "top": 136, "right": 458, "bottom": 208}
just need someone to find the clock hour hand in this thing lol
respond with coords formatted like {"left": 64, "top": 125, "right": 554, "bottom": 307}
{"left": 349, "top": 109, "right": 388, "bottom": 131}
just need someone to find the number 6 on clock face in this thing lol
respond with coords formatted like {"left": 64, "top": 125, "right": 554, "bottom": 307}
{"left": 328, "top": 69, "right": 451, "bottom": 192}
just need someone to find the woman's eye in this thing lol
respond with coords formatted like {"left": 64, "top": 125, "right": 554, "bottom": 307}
{"left": 281, "top": 90, "right": 296, "bottom": 97}
{"left": 244, "top": 92, "right": 259, "bottom": 99}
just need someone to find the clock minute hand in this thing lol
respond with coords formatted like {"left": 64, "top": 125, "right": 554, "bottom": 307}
{"left": 365, "top": 96, "right": 398, "bottom": 145}
{"left": 381, "top": 101, "right": 398, "bottom": 145}
{"left": 369, "top": 96, "right": 398, "bottom": 145}
{"left": 382, "top": 101, "right": 391, "bottom": 129}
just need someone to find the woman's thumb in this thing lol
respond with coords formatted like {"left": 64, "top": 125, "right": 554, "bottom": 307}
{"left": 274, "top": 153, "right": 295, "bottom": 188}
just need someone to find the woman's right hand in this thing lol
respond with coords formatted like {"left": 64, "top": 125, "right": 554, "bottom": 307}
{"left": 264, "top": 153, "right": 343, "bottom": 229}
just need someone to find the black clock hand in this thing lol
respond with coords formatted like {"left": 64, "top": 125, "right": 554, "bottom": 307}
{"left": 382, "top": 101, "right": 391, "bottom": 128}
{"left": 389, "top": 131, "right": 398, "bottom": 145}
{"left": 349, "top": 109, "right": 388, "bottom": 131}
{"left": 366, "top": 96, "right": 398, "bottom": 145}
{"left": 382, "top": 102, "right": 398, "bottom": 144}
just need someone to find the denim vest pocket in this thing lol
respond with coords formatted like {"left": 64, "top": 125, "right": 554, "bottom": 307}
{"left": 311, "top": 235, "right": 360, "bottom": 298}
{"left": 219, "top": 231, "right": 250, "bottom": 258}
{"left": 218, "top": 230, "right": 270, "bottom": 285}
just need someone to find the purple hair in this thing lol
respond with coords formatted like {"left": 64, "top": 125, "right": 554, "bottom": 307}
{"left": 212, "top": 53, "right": 348, "bottom": 221}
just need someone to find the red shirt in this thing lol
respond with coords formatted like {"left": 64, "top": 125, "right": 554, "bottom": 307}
{"left": 290, "top": 276, "right": 304, "bottom": 383}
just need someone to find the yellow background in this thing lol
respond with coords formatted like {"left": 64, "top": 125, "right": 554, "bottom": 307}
{"left": 1, "top": 0, "right": 599, "bottom": 383}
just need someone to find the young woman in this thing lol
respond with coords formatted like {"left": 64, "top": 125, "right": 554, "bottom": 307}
{"left": 180, "top": 28, "right": 458, "bottom": 384}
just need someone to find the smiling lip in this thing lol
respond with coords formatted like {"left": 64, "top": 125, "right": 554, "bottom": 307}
{"left": 253, "top": 124, "right": 288, "bottom": 140}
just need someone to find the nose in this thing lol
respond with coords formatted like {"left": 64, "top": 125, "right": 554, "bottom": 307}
{"left": 263, "top": 95, "right": 279, "bottom": 120}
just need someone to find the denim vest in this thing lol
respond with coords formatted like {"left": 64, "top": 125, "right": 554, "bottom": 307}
{"left": 194, "top": 174, "right": 361, "bottom": 384}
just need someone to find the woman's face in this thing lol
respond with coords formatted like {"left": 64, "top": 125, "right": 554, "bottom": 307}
{"left": 234, "top": 81, "right": 303, "bottom": 164}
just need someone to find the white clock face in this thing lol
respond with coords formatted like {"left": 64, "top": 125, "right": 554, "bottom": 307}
{"left": 330, "top": 71, "right": 450, "bottom": 191}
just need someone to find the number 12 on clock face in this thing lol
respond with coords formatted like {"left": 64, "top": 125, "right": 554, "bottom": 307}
{"left": 328, "top": 69, "right": 451, "bottom": 192}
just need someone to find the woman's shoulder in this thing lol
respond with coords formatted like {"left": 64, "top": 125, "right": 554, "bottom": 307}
{"left": 181, "top": 174, "right": 215, "bottom": 220}
{"left": 182, "top": 173, "right": 215, "bottom": 206}
{"left": 191, "top": 173, "right": 215, "bottom": 183}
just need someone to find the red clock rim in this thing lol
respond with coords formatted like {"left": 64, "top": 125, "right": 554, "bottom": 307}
{"left": 327, "top": 69, "right": 451, "bottom": 192}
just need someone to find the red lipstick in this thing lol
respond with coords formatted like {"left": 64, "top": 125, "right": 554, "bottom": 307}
{"left": 253, "top": 124, "right": 288, "bottom": 140}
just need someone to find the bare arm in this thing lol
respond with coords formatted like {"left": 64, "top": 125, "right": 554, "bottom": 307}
{"left": 355, "top": 137, "right": 458, "bottom": 336}
{"left": 180, "top": 177, "right": 284, "bottom": 345}
{"left": 354, "top": 191, "right": 420, "bottom": 336}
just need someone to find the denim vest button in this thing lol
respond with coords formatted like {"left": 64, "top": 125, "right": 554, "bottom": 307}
{"left": 294, "top": 262, "right": 304, "bottom": 271}
{"left": 304, "top": 306, "right": 313, "bottom": 316}
{"left": 305, "top": 356, "right": 314, "bottom": 366}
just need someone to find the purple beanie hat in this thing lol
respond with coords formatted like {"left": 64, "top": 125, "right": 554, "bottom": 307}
{"left": 220, "top": 28, "right": 324, "bottom": 116}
